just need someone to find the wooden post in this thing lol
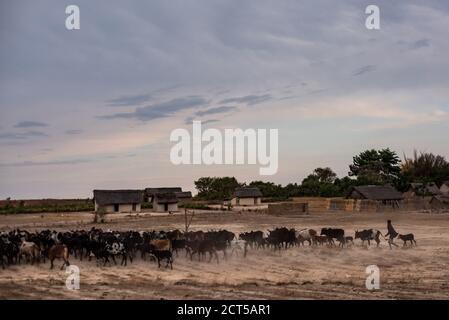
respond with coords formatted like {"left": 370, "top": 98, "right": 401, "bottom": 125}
{"left": 184, "top": 208, "right": 195, "bottom": 233}
{"left": 184, "top": 208, "right": 188, "bottom": 233}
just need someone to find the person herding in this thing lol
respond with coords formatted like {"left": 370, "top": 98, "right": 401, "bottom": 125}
{"left": 385, "top": 219, "right": 399, "bottom": 249}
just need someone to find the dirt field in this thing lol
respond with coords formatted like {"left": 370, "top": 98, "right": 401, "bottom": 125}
{"left": 1, "top": 210, "right": 449, "bottom": 300}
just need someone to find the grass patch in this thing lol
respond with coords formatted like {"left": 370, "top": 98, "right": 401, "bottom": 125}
{"left": 262, "top": 197, "right": 292, "bottom": 203}
{"left": 141, "top": 202, "right": 153, "bottom": 209}
{"left": 179, "top": 203, "right": 214, "bottom": 210}
{"left": 0, "top": 202, "right": 94, "bottom": 215}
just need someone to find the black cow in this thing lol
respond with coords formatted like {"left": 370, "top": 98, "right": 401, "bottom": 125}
{"left": 398, "top": 234, "right": 417, "bottom": 246}
{"left": 148, "top": 245, "right": 173, "bottom": 269}
{"left": 320, "top": 228, "right": 345, "bottom": 246}
{"left": 186, "top": 239, "right": 219, "bottom": 263}
{"left": 0, "top": 236, "right": 7, "bottom": 269}
{"left": 239, "top": 231, "right": 265, "bottom": 249}
{"left": 206, "top": 230, "right": 235, "bottom": 244}
{"left": 266, "top": 228, "right": 296, "bottom": 250}
{"left": 171, "top": 239, "right": 186, "bottom": 256}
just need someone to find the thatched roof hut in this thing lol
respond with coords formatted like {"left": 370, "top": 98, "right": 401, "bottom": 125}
{"left": 151, "top": 192, "right": 179, "bottom": 212}
{"left": 231, "top": 187, "right": 263, "bottom": 206}
{"left": 174, "top": 191, "right": 193, "bottom": 199}
{"left": 153, "top": 192, "right": 179, "bottom": 204}
{"left": 346, "top": 185, "right": 403, "bottom": 201}
{"left": 93, "top": 190, "right": 143, "bottom": 213}
{"left": 430, "top": 195, "right": 449, "bottom": 211}
{"left": 145, "top": 187, "right": 182, "bottom": 195}
{"left": 234, "top": 187, "right": 263, "bottom": 198}
{"left": 93, "top": 189, "right": 143, "bottom": 205}
{"left": 144, "top": 187, "right": 192, "bottom": 201}
{"left": 405, "top": 182, "right": 441, "bottom": 197}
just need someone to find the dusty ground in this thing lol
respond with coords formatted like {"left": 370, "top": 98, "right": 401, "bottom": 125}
{"left": 1, "top": 210, "right": 449, "bottom": 300}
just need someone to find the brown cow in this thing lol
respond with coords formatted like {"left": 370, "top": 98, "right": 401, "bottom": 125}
{"left": 166, "top": 229, "right": 183, "bottom": 241}
{"left": 313, "top": 235, "right": 330, "bottom": 246}
{"left": 19, "top": 241, "right": 41, "bottom": 265}
{"left": 150, "top": 239, "right": 171, "bottom": 251}
{"left": 48, "top": 244, "right": 70, "bottom": 270}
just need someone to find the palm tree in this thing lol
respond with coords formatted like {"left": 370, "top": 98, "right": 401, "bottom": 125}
{"left": 402, "top": 150, "right": 449, "bottom": 184}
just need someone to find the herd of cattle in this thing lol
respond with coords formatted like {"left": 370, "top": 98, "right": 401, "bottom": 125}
{"left": 0, "top": 227, "right": 417, "bottom": 270}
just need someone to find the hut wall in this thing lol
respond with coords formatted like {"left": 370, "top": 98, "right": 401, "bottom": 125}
{"left": 95, "top": 204, "right": 115, "bottom": 213}
{"left": 240, "top": 198, "right": 257, "bottom": 206}
{"left": 291, "top": 196, "right": 409, "bottom": 212}
{"left": 430, "top": 198, "right": 449, "bottom": 211}
{"left": 355, "top": 200, "right": 378, "bottom": 212}
{"left": 268, "top": 202, "right": 308, "bottom": 215}
{"left": 401, "top": 198, "right": 430, "bottom": 211}
{"left": 292, "top": 197, "right": 329, "bottom": 212}
{"left": 329, "top": 199, "right": 355, "bottom": 212}
{"left": 95, "top": 203, "right": 141, "bottom": 213}
{"left": 231, "top": 197, "right": 262, "bottom": 206}
{"left": 154, "top": 203, "right": 178, "bottom": 212}
{"left": 353, "top": 200, "right": 403, "bottom": 212}
{"left": 119, "top": 204, "right": 132, "bottom": 212}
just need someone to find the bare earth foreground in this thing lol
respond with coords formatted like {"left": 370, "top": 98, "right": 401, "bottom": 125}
{"left": 1, "top": 210, "right": 449, "bottom": 300}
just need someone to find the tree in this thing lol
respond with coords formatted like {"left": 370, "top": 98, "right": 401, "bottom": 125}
{"left": 194, "top": 177, "right": 242, "bottom": 200}
{"left": 284, "top": 183, "right": 302, "bottom": 197}
{"left": 349, "top": 148, "right": 401, "bottom": 185}
{"left": 248, "top": 181, "right": 287, "bottom": 199}
{"left": 334, "top": 176, "right": 358, "bottom": 194}
{"left": 402, "top": 150, "right": 449, "bottom": 186}
{"left": 305, "top": 167, "right": 337, "bottom": 183}
{"left": 299, "top": 167, "right": 340, "bottom": 197}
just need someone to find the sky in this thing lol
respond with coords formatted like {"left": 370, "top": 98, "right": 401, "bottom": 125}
{"left": 0, "top": 0, "right": 448, "bottom": 199}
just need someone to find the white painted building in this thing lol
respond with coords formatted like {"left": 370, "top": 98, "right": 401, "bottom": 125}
{"left": 231, "top": 187, "right": 263, "bottom": 206}
{"left": 93, "top": 189, "right": 143, "bottom": 213}
{"left": 144, "top": 187, "right": 192, "bottom": 212}
{"left": 152, "top": 192, "right": 179, "bottom": 212}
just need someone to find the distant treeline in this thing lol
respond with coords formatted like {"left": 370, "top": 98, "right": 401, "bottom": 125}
{"left": 0, "top": 199, "right": 94, "bottom": 215}
{"left": 2, "top": 148, "right": 449, "bottom": 212}
{"left": 194, "top": 149, "right": 449, "bottom": 200}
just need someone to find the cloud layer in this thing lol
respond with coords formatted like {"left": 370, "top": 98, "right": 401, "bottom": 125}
{"left": 0, "top": 0, "right": 448, "bottom": 198}
{"left": 100, "top": 96, "right": 208, "bottom": 121}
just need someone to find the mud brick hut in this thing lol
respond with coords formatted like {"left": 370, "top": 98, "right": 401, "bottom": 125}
{"left": 152, "top": 192, "right": 179, "bottom": 212}
{"left": 144, "top": 188, "right": 192, "bottom": 202}
{"left": 145, "top": 187, "right": 192, "bottom": 212}
{"left": 346, "top": 185, "right": 403, "bottom": 210}
{"left": 430, "top": 195, "right": 449, "bottom": 211}
{"left": 231, "top": 187, "right": 263, "bottom": 206}
{"left": 145, "top": 187, "right": 179, "bottom": 201}
{"left": 403, "top": 182, "right": 441, "bottom": 198}
{"left": 93, "top": 189, "right": 143, "bottom": 213}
